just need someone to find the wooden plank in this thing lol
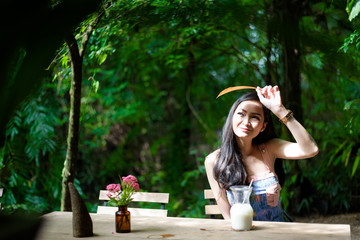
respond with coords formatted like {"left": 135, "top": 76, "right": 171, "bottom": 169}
{"left": 99, "top": 191, "right": 169, "bottom": 204}
{"left": 96, "top": 206, "right": 168, "bottom": 217}
{"left": 204, "top": 189, "right": 221, "bottom": 216}
{"left": 131, "top": 192, "right": 169, "bottom": 203}
{"left": 205, "top": 204, "right": 221, "bottom": 215}
{"left": 204, "top": 189, "right": 214, "bottom": 199}
{"left": 0, "top": 188, "right": 3, "bottom": 209}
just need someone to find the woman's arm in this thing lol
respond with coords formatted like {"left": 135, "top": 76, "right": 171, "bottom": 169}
{"left": 204, "top": 149, "right": 231, "bottom": 220}
{"left": 257, "top": 86, "right": 319, "bottom": 159}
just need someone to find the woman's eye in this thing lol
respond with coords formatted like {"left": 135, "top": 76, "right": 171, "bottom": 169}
{"left": 238, "top": 112, "right": 244, "bottom": 116}
{"left": 252, "top": 116, "right": 260, "bottom": 120}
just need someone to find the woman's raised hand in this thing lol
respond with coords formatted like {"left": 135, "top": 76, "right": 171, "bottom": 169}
{"left": 256, "top": 85, "right": 286, "bottom": 118}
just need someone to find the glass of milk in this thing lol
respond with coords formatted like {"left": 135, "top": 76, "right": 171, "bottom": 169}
{"left": 229, "top": 185, "right": 253, "bottom": 231}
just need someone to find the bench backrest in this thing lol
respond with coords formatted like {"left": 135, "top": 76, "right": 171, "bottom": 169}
{"left": 0, "top": 188, "right": 3, "bottom": 209}
{"left": 204, "top": 189, "right": 221, "bottom": 218}
{"left": 97, "top": 191, "right": 170, "bottom": 217}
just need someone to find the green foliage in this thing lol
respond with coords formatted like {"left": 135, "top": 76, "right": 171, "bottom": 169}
{"left": 1, "top": 83, "right": 66, "bottom": 213}
{"left": 298, "top": 75, "right": 360, "bottom": 213}
{"left": 347, "top": 0, "right": 360, "bottom": 21}
{"left": 339, "top": 30, "right": 360, "bottom": 53}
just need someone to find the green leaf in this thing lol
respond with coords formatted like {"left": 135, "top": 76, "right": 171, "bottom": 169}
{"left": 99, "top": 53, "right": 108, "bottom": 65}
{"left": 327, "top": 141, "right": 348, "bottom": 166}
{"left": 60, "top": 55, "right": 69, "bottom": 68}
{"left": 349, "top": 0, "right": 360, "bottom": 21}
{"left": 92, "top": 79, "right": 100, "bottom": 93}
{"left": 347, "top": 0, "right": 355, "bottom": 14}
{"left": 351, "top": 149, "right": 360, "bottom": 177}
{"left": 343, "top": 145, "right": 352, "bottom": 167}
{"left": 344, "top": 98, "right": 360, "bottom": 110}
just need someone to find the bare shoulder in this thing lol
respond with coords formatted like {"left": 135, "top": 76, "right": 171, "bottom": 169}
{"left": 205, "top": 149, "right": 220, "bottom": 166}
{"left": 264, "top": 138, "right": 286, "bottom": 158}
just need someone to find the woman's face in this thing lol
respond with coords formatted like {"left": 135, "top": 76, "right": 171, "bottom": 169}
{"left": 232, "top": 100, "right": 267, "bottom": 139}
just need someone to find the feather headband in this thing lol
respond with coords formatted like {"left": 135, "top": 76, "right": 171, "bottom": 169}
{"left": 216, "top": 86, "right": 256, "bottom": 98}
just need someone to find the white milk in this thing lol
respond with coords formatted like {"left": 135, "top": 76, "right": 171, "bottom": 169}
{"left": 230, "top": 203, "right": 253, "bottom": 231}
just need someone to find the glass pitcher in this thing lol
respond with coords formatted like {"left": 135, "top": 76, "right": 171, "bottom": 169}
{"left": 229, "top": 185, "right": 253, "bottom": 231}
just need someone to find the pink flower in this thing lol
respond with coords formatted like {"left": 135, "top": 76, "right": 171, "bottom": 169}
{"left": 131, "top": 182, "right": 140, "bottom": 192}
{"left": 122, "top": 175, "right": 140, "bottom": 192}
{"left": 122, "top": 175, "right": 138, "bottom": 184}
{"left": 106, "top": 183, "right": 121, "bottom": 193}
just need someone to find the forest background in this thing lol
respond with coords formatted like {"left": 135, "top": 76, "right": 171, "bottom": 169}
{"left": 0, "top": 0, "right": 360, "bottom": 219}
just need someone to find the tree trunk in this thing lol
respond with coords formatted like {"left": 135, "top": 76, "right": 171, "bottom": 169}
{"left": 60, "top": 9, "right": 104, "bottom": 211}
{"left": 279, "top": 0, "right": 303, "bottom": 123}
{"left": 264, "top": 1, "right": 286, "bottom": 187}
{"left": 61, "top": 35, "right": 83, "bottom": 211}
{"left": 264, "top": 1, "right": 280, "bottom": 87}
{"left": 164, "top": 50, "right": 194, "bottom": 195}
{"left": 275, "top": 0, "right": 306, "bottom": 214}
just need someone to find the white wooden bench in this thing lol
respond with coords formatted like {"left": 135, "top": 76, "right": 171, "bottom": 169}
{"left": 97, "top": 190, "right": 170, "bottom": 217}
{"left": 204, "top": 189, "right": 221, "bottom": 218}
{"left": 0, "top": 188, "right": 3, "bottom": 209}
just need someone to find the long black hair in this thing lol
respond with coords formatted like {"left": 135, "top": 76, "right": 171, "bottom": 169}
{"left": 214, "top": 92, "right": 277, "bottom": 190}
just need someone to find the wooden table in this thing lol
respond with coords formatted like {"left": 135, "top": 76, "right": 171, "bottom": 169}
{"left": 36, "top": 211, "right": 351, "bottom": 240}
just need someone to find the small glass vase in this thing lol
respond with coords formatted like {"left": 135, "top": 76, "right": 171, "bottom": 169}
{"left": 115, "top": 205, "right": 131, "bottom": 233}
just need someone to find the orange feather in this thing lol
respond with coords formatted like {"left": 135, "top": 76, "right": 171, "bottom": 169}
{"left": 216, "top": 86, "right": 257, "bottom": 98}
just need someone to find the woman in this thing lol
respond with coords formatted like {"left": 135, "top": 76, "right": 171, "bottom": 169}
{"left": 205, "top": 85, "right": 318, "bottom": 221}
